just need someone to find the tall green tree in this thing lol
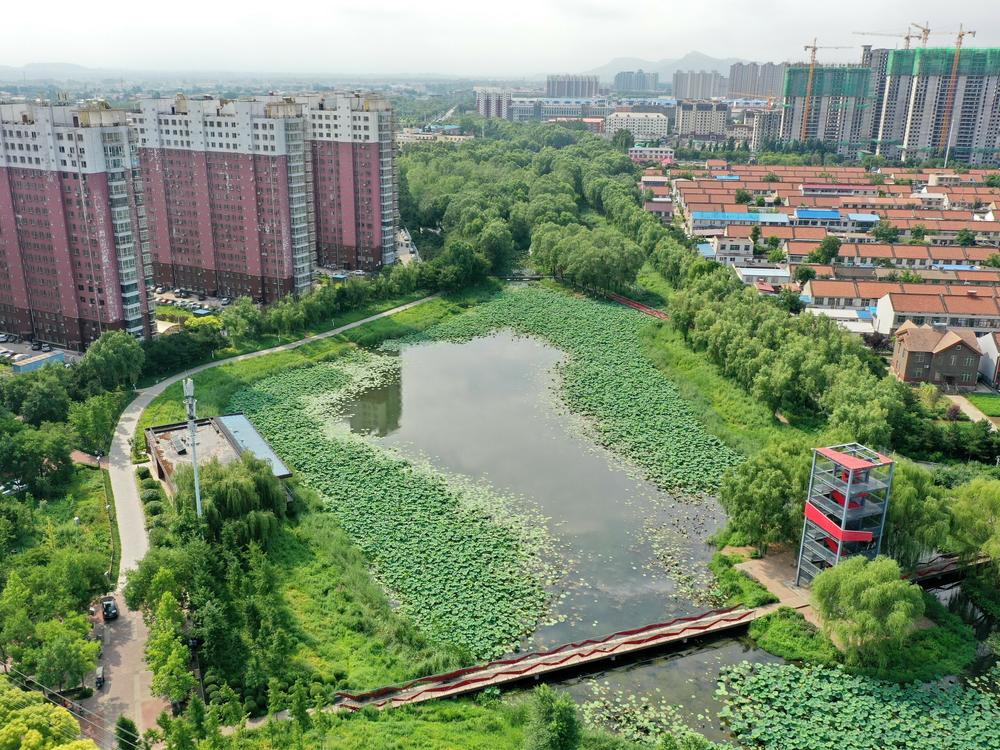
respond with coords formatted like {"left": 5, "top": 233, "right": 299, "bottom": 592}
{"left": 610, "top": 129, "right": 634, "bottom": 152}
{"left": 882, "top": 460, "right": 951, "bottom": 571}
{"left": 950, "top": 478, "right": 1000, "bottom": 561}
{"left": 955, "top": 228, "right": 977, "bottom": 247}
{"left": 812, "top": 556, "right": 924, "bottom": 668}
{"left": 871, "top": 220, "right": 900, "bottom": 243}
{"left": 524, "top": 684, "right": 581, "bottom": 750}
{"left": 29, "top": 617, "right": 100, "bottom": 691}
{"left": 77, "top": 330, "right": 144, "bottom": 392}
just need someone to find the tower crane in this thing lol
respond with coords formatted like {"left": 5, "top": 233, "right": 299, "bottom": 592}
{"left": 938, "top": 24, "right": 976, "bottom": 156}
{"left": 910, "top": 22, "right": 933, "bottom": 47}
{"left": 852, "top": 31, "right": 917, "bottom": 50}
{"left": 800, "top": 38, "right": 852, "bottom": 142}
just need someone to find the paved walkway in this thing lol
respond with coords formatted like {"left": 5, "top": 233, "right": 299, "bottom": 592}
{"left": 89, "top": 296, "right": 437, "bottom": 734}
{"left": 735, "top": 550, "right": 821, "bottom": 627}
{"left": 945, "top": 394, "right": 999, "bottom": 431}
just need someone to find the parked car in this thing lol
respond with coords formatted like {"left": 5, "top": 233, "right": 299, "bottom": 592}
{"left": 95, "top": 666, "right": 105, "bottom": 689}
{"left": 100, "top": 596, "right": 119, "bottom": 621}
{"left": 41, "top": 344, "right": 52, "bottom": 353}
{"left": 197, "top": 294, "right": 206, "bottom": 301}
{"left": 155, "top": 286, "right": 165, "bottom": 294}
{"left": 0, "top": 334, "right": 8, "bottom": 343}
{"left": 30, "top": 341, "right": 42, "bottom": 351}
{"left": 219, "top": 297, "right": 232, "bottom": 305}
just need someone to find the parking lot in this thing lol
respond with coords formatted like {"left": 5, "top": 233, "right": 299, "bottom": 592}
{"left": 151, "top": 285, "right": 233, "bottom": 314}
{"left": 0, "top": 335, "right": 79, "bottom": 364}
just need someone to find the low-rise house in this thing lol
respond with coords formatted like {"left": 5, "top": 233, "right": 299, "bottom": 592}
{"left": 709, "top": 236, "right": 756, "bottom": 266}
{"left": 978, "top": 332, "right": 1000, "bottom": 388}
{"left": 734, "top": 266, "right": 791, "bottom": 286}
{"left": 890, "top": 322, "right": 981, "bottom": 390}
{"left": 875, "top": 290, "right": 1000, "bottom": 335}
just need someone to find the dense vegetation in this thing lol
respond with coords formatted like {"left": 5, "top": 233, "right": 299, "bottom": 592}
{"left": 719, "top": 662, "right": 1000, "bottom": 750}
{"left": 0, "top": 675, "right": 100, "bottom": 750}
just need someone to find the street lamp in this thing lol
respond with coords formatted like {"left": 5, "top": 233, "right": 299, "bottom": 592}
{"left": 182, "top": 378, "right": 203, "bottom": 519}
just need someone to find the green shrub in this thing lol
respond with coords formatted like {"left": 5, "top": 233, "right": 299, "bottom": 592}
{"left": 140, "top": 477, "right": 160, "bottom": 490}
{"left": 708, "top": 553, "right": 777, "bottom": 608}
{"left": 136, "top": 466, "right": 151, "bottom": 480}
{"left": 749, "top": 606, "right": 839, "bottom": 665}
{"left": 140, "top": 488, "right": 162, "bottom": 503}
{"left": 144, "top": 501, "right": 164, "bottom": 517}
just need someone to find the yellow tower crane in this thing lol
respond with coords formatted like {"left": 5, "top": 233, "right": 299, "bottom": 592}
{"left": 852, "top": 30, "right": 918, "bottom": 50}
{"left": 938, "top": 24, "right": 977, "bottom": 156}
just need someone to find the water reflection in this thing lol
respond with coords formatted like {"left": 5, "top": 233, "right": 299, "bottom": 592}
{"left": 345, "top": 378, "right": 402, "bottom": 436}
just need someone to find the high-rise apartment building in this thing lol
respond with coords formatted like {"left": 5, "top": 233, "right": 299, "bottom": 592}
{"left": 728, "top": 62, "right": 789, "bottom": 98}
{"left": 873, "top": 47, "right": 1000, "bottom": 166}
{"left": 0, "top": 102, "right": 152, "bottom": 348}
{"left": 475, "top": 88, "right": 512, "bottom": 119}
{"left": 778, "top": 66, "right": 875, "bottom": 156}
{"left": 672, "top": 70, "right": 728, "bottom": 99}
{"left": 134, "top": 95, "right": 314, "bottom": 302}
{"left": 296, "top": 92, "right": 397, "bottom": 271}
{"left": 676, "top": 102, "right": 730, "bottom": 136}
{"left": 545, "top": 75, "right": 600, "bottom": 98}
{"left": 613, "top": 70, "right": 659, "bottom": 93}
{"left": 747, "top": 108, "right": 782, "bottom": 152}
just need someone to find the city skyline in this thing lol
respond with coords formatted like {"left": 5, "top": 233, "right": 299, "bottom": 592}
{"left": 2, "top": 1, "right": 998, "bottom": 78}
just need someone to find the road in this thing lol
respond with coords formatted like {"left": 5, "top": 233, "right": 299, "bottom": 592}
{"left": 945, "top": 393, "right": 999, "bottom": 432}
{"left": 83, "top": 295, "right": 436, "bottom": 737}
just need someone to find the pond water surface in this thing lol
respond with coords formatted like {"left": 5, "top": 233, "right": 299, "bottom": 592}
{"left": 339, "top": 332, "right": 781, "bottom": 738}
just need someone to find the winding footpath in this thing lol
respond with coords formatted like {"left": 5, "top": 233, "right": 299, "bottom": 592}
{"left": 87, "top": 296, "right": 437, "bottom": 736}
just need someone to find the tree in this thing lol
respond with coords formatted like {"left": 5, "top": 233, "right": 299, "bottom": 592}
{"left": 0, "top": 422, "right": 73, "bottom": 496}
{"left": 524, "top": 684, "right": 581, "bottom": 750}
{"left": 220, "top": 297, "right": 262, "bottom": 345}
{"left": 115, "top": 716, "right": 140, "bottom": 750}
{"left": 68, "top": 390, "right": 129, "bottom": 455}
{"left": 767, "top": 246, "right": 786, "bottom": 263}
{"left": 734, "top": 189, "right": 752, "bottom": 205}
{"left": 29, "top": 618, "right": 100, "bottom": 691}
{"left": 477, "top": 219, "right": 516, "bottom": 272}
{"left": 882, "top": 460, "right": 951, "bottom": 571}
{"left": 950, "top": 478, "right": 1000, "bottom": 561}
{"left": 775, "top": 287, "right": 804, "bottom": 313}
{"left": 0, "top": 676, "right": 99, "bottom": 750}
{"left": 433, "top": 240, "right": 490, "bottom": 291}
{"left": 985, "top": 173, "right": 1000, "bottom": 188}
{"left": 77, "top": 330, "right": 144, "bottom": 391}
{"left": 794, "top": 266, "right": 817, "bottom": 283}
{"left": 718, "top": 440, "right": 811, "bottom": 555}
{"left": 151, "top": 639, "right": 195, "bottom": 704}
{"left": 0, "top": 571, "right": 33, "bottom": 671}
{"left": 749, "top": 225, "right": 761, "bottom": 247}
{"left": 812, "top": 556, "right": 924, "bottom": 668}
{"left": 908, "top": 224, "right": 927, "bottom": 243}
{"left": 956, "top": 228, "right": 977, "bottom": 247}
{"left": 984, "top": 253, "right": 1000, "bottom": 269}
{"left": 289, "top": 680, "right": 311, "bottom": 730}
{"left": 19, "top": 371, "right": 71, "bottom": 426}
{"left": 762, "top": 172, "right": 781, "bottom": 182}
{"left": 806, "top": 236, "right": 842, "bottom": 265}
{"left": 871, "top": 220, "right": 900, "bottom": 243}
{"left": 610, "top": 129, "right": 634, "bottom": 153}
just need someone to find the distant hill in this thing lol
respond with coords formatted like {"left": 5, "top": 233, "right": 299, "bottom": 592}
{"left": 584, "top": 51, "right": 748, "bottom": 84}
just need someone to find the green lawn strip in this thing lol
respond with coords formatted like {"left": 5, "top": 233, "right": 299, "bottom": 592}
{"left": 155, "top": 304, "right": 192, "bottom": 321}
{"left": 271, "top": 509, "right": 467, "bottom": 689}
{"left": 748, "top": 607, "right": 839, "bottom": 666}
{"left": 967, "top": 393, "right": 1000, "bottom": 417}
{"left": 707, "top": 554, "right": 777, "bottom": 608}
{"left": 138, "top": 289, "right": 431, "bottom": 387}
{"left": 387, "top": 282, "right": 739, "bottom": 493}
{"left": 719, "top": 661, "right": 1000, "bottom": 750}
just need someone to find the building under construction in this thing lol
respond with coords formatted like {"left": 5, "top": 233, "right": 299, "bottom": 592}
{"left": 779, "top": 66, "right": 875, "bottom": 156}
{"left": 795, "top": 443, "right": 895, "bottom": 586}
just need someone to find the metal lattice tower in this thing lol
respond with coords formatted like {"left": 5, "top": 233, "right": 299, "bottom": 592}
{"left": 795, "top": 443, "right": 895, "bottom": 587}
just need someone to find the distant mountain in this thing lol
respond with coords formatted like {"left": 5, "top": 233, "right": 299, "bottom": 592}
{"left": 584, "top": 51, "right": 748, "bottom": 84}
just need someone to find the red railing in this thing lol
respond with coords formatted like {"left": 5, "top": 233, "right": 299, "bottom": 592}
{"left": 606, "top": 293, "right": 670, "bottom": 320}
{"left": 334, "top": 606, "right": 752, "bottom": 710}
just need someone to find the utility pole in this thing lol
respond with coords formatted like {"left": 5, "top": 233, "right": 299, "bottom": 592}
{"left": 183, "top": 378, "right": 203, "bottom": 519}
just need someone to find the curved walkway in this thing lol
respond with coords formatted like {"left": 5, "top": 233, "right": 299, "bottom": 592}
{"left": 92, "top": 295, "right": 437, "bottom": 733}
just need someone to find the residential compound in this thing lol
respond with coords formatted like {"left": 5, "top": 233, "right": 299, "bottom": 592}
{"left": 667, "top": 162, "right": 1000, "bottom": 336}
{"left": 672, "top": 70, "right": 728, "bottom": 99}
{"left": 613, "top": 70, "right": 659, "bottom": 93}
{"left": 545, "top": 75, "right": 600, "bottom": 98}
{"left": 779, "top": 45, "right": 1000, "bottom": 164}
{"left": 676, "top": 102, "right": 729, "bottom": 136}
{"left": 0, "top": 92, "right": 398, "bottom": 347}
{"left": 605, "top": 111, "right": 669, "bottom": 141}
{"left": 729, "top": 62, "right": 789, "bottom": 98}
{"left": 0, "top": 102, "right": 152, "bottom": 349}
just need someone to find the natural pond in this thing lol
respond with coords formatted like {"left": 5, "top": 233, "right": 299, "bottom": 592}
{"left": 340, "top": 331, "right": 727, "bottom": 648}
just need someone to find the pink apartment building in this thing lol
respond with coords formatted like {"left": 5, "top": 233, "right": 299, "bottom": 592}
{"left": 0, "top": 102, "right": 152, "bottom": 349}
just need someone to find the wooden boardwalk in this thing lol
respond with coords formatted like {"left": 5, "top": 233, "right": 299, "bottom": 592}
{"left": 607, "top": 292, "right": 670, "bottom": 320}
{"left": 332, "top": 607, "right": 759, "bottom": 711}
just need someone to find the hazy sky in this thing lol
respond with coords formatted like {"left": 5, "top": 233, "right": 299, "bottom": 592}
{"left": 4, "top": 0, "right": 997, "bottom": 77}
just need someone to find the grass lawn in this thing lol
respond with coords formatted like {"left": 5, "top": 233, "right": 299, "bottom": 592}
{"left": 139, "top": 285, "right": 498, "bottom": 432}
{"left": 967, "top": 393, "right": 1000, "bottom": 417}
{"left": 138, "top": 289, "right": 433, "bottom": 387}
